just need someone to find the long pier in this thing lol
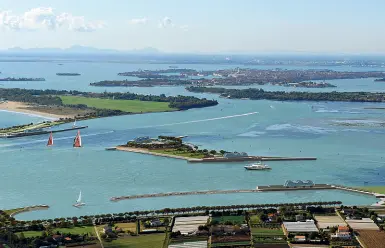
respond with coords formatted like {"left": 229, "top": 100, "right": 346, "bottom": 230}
{"left": 110, "top": 184, "right": 384, "bottom": 202}
{"left": 2, "top": 125, "right": 88, "bottom": 138}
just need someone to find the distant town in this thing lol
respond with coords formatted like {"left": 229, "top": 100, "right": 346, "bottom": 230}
{"left": 90, "top": 68, "right": 385, "bottom": 88}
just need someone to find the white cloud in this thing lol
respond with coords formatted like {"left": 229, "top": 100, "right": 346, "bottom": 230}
{"left": 128, "top": 18, "right": 148, "bottom": 25}
{"left": 158, "top": 16, "right": 173, "bottom": 28}
{"left": 179, "top": 25, "right": 188, "bottom": 31}
{"left": 0, "top": 7, "right": 104, "bottom": 32}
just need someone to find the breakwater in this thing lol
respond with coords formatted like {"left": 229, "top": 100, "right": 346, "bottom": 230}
{"left": 9, "top": 205, "right": 49, "bottom": 217}
{"left": 2, "top": 125, "right": 88, "bottom": 138}
{"left": 110, "top": 184, "right": 383, "bottom": 202}
{"left": 115, "top": 146, "right": 316, "bottom": 163}
{"left": 110, "top": 189, "right": 261, "bottom": 201}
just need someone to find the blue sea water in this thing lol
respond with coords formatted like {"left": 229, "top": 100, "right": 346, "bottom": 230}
{"left": 0, "top": 58, "right": 385, "bottom": 220}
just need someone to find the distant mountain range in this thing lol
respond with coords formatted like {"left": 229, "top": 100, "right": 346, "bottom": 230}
{"left": 2, "top": 45, "right": 161, "bottom": 54}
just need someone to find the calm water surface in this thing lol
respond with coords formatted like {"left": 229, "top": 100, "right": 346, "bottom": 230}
{"left": 0, "top": 59, "right": 384, "bottom": 220}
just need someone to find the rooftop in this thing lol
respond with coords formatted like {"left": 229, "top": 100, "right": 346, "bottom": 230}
{"left": 283, "top": 221, "right": 319, "bottom": 233}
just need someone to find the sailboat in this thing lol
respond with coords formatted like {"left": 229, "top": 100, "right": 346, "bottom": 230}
{"left": 73, "top": 119, "right": 77, "bottom": 128}
{"left": 47, "top": 132, "right": 53, "bottom": 146}
{"left": 73, "top": 191, "right": 85, "bottom": 207}
{"left": 73, "top": 130, "right": 82, "bottom": 148}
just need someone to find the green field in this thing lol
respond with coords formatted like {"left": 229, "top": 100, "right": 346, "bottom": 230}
{"left": 212, "top": 215, "right": 245, "bottom": 225}
{"left": 60, "top": 96, "right": 176, "bottom": 113}
{"left": 16, "top": 226, "right": 96, "bottom": 238}
{"left": 358, "top": 186, "right": 385, "bottom": 194}
{"left": 103, "top": 233, "right": 165, "bottom": 248}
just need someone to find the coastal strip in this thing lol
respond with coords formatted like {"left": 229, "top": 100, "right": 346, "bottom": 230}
{"left": 115, "top": 146, "right": 316, "bottom": 162}
{"left": 110, "top": 184, "right": 383, "bottom": 202}
{"left": 7, "top": 205, "right": 49, "bottom": 217}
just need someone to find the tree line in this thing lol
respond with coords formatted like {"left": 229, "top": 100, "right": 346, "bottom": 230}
{"left": 187, "top": 86, "right": 385, "bottom": 102}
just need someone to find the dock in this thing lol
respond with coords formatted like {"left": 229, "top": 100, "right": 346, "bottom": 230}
{"left": 3, "top": 125, "right": 88, "bottom": 138}
{"left": 109, "top": 184, "right": 382, "bottom": 202}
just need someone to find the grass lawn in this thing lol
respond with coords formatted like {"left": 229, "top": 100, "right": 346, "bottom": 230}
{"left": 212, "top": 216, "right": 245, "bottom": 225}
{"left": 16, "top": 230, "right": 42, "bottom": 238}
{"left": 153, "top": 149, "right": 206, "bottom": 159}
{"left": 60, "top": 96, "right": 176, "bottom": 113}
{"left": 358, "top": 186, "right": 385, "bottom": 194}
{"left": 54, "top": 226, "right": 96, "bottom": 235}
{"left": 103, "top": 233, "right": 165, "bottom": 248}
{"left": 16, "top": 226, "right": 96, "bottom": 238}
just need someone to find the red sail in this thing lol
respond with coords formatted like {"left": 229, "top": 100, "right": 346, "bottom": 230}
{"left": 73, "top": 130, "right": 82, "bottom": 148}
{"left": 47, "top": 132, "right": 53, "bottom": 146}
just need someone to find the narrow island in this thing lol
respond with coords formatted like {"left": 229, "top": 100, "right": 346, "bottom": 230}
{"left": 187, "top": 87, "right": 385, "bottom": 102}
{"left": 374, "top": 78, "right": 385, "bottom": 82}
{"left": 0, "top": 88, "right": 218, "bottom": 137}
{"left": 56, "top": 73, "right": 81, "bottom": 76}
{"left": 114, "top": 135, "right": 316, "bottom": 162}
{"left": 90, "top": 68, "right": 385, "bottom": 88}
{"left": 0, "top": 77, "right": 45, "bottom": 81}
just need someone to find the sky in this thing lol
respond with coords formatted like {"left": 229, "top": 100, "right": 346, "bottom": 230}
{"left": 0, "top": 0, "right": 385, "bottom": 54}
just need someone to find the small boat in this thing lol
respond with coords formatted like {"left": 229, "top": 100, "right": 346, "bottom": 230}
{"left": 73, "top": 191, "right": 85, "bottom": 207}
{"left": 47, "top": 132, "right": 53, "bottom": 146}
{"left": 73, "top": 119, "right": 77, "bottom": 128}
{"left": 73, "top": 130, "right": 82, "bottom": 148}
{"left": 244, "top": 162, "right": 271, "bottom": 170}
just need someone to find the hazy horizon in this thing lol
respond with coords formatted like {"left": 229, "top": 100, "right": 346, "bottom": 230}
{"left": 1, "top": 0, "right": 385, "bottom": 54}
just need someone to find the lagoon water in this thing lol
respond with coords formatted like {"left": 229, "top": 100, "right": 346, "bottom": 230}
{"left": 1, "top": 58, "right": 385, "bottom": 220}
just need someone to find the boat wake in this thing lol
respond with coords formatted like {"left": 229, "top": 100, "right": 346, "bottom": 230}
{"left": 134, "top": 112, "right": 259, "bottom": 129}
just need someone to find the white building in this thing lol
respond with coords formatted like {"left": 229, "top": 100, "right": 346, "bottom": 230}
{"left": 223, "top": 152, "right": 248, "bottom": 158}
{"left": 284, "top": 180, "right": 315, "bottom": 188}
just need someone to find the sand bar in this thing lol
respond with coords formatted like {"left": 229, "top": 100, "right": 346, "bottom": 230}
{"left": 0, "top": 101, "right": 73, "bottom": 120}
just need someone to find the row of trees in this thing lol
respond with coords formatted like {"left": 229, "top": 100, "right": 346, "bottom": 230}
{"left": 187, "top": 87, "right": 385, "bottom": 102}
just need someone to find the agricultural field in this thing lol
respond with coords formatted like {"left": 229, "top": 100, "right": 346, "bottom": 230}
{"left": 314, "top": 215, "right": 345, "bottom": 229}
{"left": 97, "top": 222, "right": 137, "bottom": 234}
{"left": 251, "top": 227, "right": 286, "bottom": 245}
{"left": 102, "top": 233, "right": 165, "bottom": 248}
{"left": 357, "top": 230, "right": 385, "bottom": 248}
{"left": 60, "top": 96, "right": 175, "bottom": 113}
{"left": 212, "top": 215, "right": 245, "bottom": 225}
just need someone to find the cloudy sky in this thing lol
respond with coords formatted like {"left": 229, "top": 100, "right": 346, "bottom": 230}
{"left": 0, "top": 0, "right": 384, "bottom": 53}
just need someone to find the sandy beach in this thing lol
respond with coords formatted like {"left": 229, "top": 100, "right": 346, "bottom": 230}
{"left": 0, "top": 101, "right": 73, "bottom": 120}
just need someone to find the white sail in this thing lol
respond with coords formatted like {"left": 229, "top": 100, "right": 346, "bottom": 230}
{"left": 73, "top": 120, "right": 77, "bottom": 127}
{"left": 77, "top": 191, "right": 82, "bottom": 203}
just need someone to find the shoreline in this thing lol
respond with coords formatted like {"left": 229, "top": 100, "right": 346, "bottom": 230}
{"left": 0, "top": 101, "right": 72, "bottom": 120}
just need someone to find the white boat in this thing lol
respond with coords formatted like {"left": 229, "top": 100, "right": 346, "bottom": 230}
{"left": 244, "top": 162, "right": 271, "bottom": 170}
{"left": 73, "top": 191, "right": 85, "bottom": 207}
